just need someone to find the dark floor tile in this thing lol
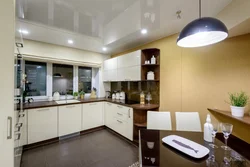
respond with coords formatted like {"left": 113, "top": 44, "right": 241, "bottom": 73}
{"left": 21, "top": 129, "right": 138, "bottom": 167}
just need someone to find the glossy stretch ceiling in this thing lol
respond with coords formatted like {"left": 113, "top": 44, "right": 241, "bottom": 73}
{"left": 16, "top": 0, "right": 236, "bottom": 54}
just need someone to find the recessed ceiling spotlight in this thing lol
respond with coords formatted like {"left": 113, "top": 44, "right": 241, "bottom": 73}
{"left": 18, "top": 29, "right": 29, "bottom": 35}
{"left": 68, "top": 39, "right": 74, "bottom": 44}
{"left": 141, "top": 29, "right": 148, "bottom": 34}
{"left": 102, "top": 47, "right": 107, "bottom": 51}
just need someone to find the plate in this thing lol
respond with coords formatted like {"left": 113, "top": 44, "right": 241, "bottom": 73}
{"left": 162, "top": 135, "right": 210, "bottom": 159}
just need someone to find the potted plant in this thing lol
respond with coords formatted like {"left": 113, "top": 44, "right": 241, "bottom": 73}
{"left": 73, "top": 92, "right": 79, "bottom": 100}
{"left": 227, "top": 91, "right": 249, "bottom": 117}
{"left": 79, "top": 91, "right": 85, "bottom": 100}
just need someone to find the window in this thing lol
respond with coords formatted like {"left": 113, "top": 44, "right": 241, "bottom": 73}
{"left": 25, "top": 61, "right": 47, "bottom": 96}
{"left": 53, "top": 64, "right": 73, "bottom": 95}
{"left": 78, "top": 67, "right": 92, "bottom": 93}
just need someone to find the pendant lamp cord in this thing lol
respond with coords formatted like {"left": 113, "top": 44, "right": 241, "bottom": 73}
{"left": 199, "top": 0, "right": 201, "bottom": 18}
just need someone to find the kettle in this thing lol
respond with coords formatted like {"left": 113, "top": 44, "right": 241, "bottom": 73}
{"left": 115, "top": 92, "right": 120, "bottom": 100}
{"left": 120, "top": 91, "right": 125, "bottom": 100}
{"left": 53, "top": 92, "right": 60, "bottom": 101}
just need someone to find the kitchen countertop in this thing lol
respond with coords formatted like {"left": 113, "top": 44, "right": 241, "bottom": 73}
{"left": 19, "top": 98, "right": 159, "bottom": 110}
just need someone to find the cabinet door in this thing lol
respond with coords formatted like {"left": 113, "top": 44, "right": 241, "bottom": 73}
{"left": 117, "top": 66, "right": 141, "bottom": 81}
{"left": 28, "top": 107, "right": 58, "bottom": 144}
{"left": 82, "top": 102, "right": 104, "bottom": 130}
{"left": 104, "top": 102, "right": 116, "bottom": 130}
{"left": 117, "top": 50, "right": 141, "bottom": 68}
{"left": 103, "top": 57, "right": 117, "bottom": 71}
{"left": 58, "top": 105, "right": 81, "bottom": 136}
{"left": 103, "top": 69, "right": 117, "bottom": 82}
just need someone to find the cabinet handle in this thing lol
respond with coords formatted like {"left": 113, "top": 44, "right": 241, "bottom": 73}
{"left": 16, "top": 123, "right": 23, "bottom": 128}
{"left": 128, "top": 109, "right": 131, "bottom": 118}
{"left": 7, "top": 117, "right": 12, "bottom": 139}
{"left": 117, "top": 105, "right": 123, "bottom": 108}
{"left": 117, "top": 120, "right": 122, "bottom": 123}
{"left": 89, "top": 103, "right": 97, "bottom": 105}
{"left": 15, "top": 132, "right": 21, "bottom": 141}
{"left": 107, "top": 103, "right": 112, "bottom": 106}
{"left": 37, "top": 108, "right": 50, "bottom": 112}
{"left": 66, "top": 105, "right": 75, "bottom": 108}
{"left": 19, "top": 114, "right": 25, "bottom": 117}
{"left": 117, "top": 113, "right": 123, "bottom": 116}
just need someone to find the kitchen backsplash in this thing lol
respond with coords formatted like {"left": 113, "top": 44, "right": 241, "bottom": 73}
{"left": 111, "top": 81, "right": 159, "bottom": 104}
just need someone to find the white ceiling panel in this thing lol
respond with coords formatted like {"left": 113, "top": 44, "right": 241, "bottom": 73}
{"left": 16, "top": 0, "right": 237, "bottom": 55}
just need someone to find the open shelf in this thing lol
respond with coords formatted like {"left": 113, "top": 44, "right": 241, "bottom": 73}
{"left": 141, "top": 64, "right": 159, "bottom": 66}
{"left": 208, "top": 108, "right": 250, "bottom": 126}
{"left": 134, "top": 122, "right": 147, "bottom": 128}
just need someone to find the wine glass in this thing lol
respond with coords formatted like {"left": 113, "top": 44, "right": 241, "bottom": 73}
{"left": 209, "top": 122, "right": 219, "bottom": 148}
{"left": 220, "top": 123, "right": 233, "bottom": 150}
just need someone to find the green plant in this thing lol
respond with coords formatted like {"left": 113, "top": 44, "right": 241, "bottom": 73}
{"left": 227, "top": 91, "right": 249, "bottom": 107}
{"left": 73, "top": 92, "right": 78, "bottom": 97}
{"left": 79, "top": 91, "right": 85, "bottom": 95}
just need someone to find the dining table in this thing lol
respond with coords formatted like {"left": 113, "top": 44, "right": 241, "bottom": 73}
{"left": 139, "top": 129, "right": 250, "bottom": 167}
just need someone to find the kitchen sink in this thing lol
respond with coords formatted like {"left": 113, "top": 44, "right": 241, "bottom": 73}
{"left": 55, "top": 100, "right": 80, "bottom": 104}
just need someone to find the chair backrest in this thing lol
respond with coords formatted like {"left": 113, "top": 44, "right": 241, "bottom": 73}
{"left": 175, "top": 112, "right": 202, "bottom": 132}
{"left": 147, "top": 111, "right": 172, "bottom": 130}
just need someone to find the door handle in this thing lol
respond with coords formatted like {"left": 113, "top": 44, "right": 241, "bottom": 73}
{"left": 7, "top": 117, "right": 12, "bottom": 139}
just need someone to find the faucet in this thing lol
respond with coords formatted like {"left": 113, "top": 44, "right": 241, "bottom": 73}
{"left": 65, "top": 94, "right": 68, "bottom": 103}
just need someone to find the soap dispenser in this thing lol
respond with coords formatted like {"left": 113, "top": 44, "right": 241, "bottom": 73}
{"left": 151, "top": 55, "right": 156, "bottom": 64}
{"left": 204, "top": 114, "right": 213, "bottom": 142}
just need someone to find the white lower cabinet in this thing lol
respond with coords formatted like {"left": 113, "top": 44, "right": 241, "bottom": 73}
{"left": 58, "top": 104, "right": 81, "bottom": 136}
{"left": 104, "top": 102, "right": 117, "bottom": 130}
{"left": 82, "top": 102, "right": 104, "bottom": 130}
{"left": 28, "top": 107, "right": 58, "bottom": 144}
{"left": 104, "top": 102, "right": 133, "bottom": 141}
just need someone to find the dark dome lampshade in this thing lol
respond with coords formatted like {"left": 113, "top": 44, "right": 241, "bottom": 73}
{"left": 177, "top": 17, "right": 228, "bottom": 48}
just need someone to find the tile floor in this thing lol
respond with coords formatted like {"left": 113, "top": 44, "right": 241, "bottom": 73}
{"left": 21, "top": 129, "right": 138, "bottom": 167}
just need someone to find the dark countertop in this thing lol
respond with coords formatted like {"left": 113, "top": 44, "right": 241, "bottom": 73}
{"left": 20, "top": 98, "right": 159, "bottom": 110}
{"left": 140, "top": 130, "right": 250, "bottom": 167}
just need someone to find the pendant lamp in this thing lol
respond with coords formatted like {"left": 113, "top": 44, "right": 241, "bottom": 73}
{"left": 177, "top": 0, "right": 228, "bottom": 47}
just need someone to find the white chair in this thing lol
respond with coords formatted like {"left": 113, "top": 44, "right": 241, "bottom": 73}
{"left": 147, "top": 111, "right": 172, "bottom": 130}
{"left": 175, "top": 112, "right": 202, "bottom": 132}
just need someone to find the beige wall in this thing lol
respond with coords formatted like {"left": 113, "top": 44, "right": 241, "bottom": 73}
{"left": 17, "top": 39, "right": 110, "bottom": 67}
{"left": 112, "top": 33, "right": 250, "bottom": 143}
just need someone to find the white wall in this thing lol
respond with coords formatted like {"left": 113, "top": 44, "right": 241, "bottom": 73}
{"left": 17, "top": 39, "right": 110, "bottom": 67}
{"left": 17, "top": 39, "right": 110, "bottom": 98}
{"left": 0, "top": 0, "right": 14, "bottom": 166}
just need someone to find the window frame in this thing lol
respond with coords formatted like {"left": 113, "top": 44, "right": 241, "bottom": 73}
{"left": 24, "top": 60, "right": 97, "bottom": 101}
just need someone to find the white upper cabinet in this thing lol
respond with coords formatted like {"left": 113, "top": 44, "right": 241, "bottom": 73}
{"left": 103, "top": 57, "right": 117, "bottom": 71}
{"left": 117, "top": 66, "right": 141, "bottom": 81}
{"left": 103, "top": 50, "right": 141, "bottom": 82}
{"left": 117, "top": 50, "right": 141, "bottom": 68}
{"left": 103, "top": 69, "right": 117, "bottom": 82}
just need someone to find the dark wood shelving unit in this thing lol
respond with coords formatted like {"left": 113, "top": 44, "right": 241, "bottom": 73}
{"left": 141, "top": 48, "right": 160, "bottom": 81}
{"left": 132, "top": 49, "right": 161, "bottom": 144}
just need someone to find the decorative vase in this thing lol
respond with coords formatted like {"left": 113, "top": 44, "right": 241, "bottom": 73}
{"left": 80, "top": 95, "right": 84, "bottom": 100}
{"left": 230, "top": 106, "right": 245, "bottom": 117}
{"left": 74, "top": 96, "right": 78, "bottom": 100}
